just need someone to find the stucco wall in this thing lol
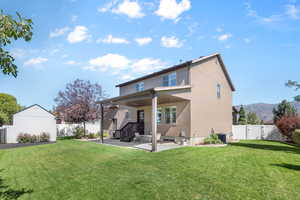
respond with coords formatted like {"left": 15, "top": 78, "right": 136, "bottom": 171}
{"left": 138, "top": 101, "right": 190, "bottom": 137}
{"left": 190, "top": 57, "right": 233, "bottom": 144}
{"left": 103, "top": 105, "right": 137, "bottom": 131}
{"left": 119, "top": 67, "right": 189, "bottom": 96}
{"left": 6, "top": 105, "right": 56, "bottom": 143}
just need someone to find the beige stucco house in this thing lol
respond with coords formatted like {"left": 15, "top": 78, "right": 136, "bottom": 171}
{"left": 98, "top": 53, "right": 235, "bottom": 151}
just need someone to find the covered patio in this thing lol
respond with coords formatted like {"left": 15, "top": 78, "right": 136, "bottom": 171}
{"left": 98, "top": 86, "right": 191, "bottom": 152}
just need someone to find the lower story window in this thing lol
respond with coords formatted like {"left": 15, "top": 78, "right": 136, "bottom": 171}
{"left": 165, "top": 106, "right": 176, "bottom": 124}
{"left": 157, "top": 108, "right": 162, "bottom": 124}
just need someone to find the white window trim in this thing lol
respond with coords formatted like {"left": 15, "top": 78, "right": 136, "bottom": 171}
{"left": 165, "top": 106, "right": 177, "bottom": 124}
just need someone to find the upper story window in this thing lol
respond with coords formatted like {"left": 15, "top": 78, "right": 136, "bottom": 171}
{"left": 217, "top": 83, "right": 221, "bottom": 99}
{"left": 136, "top": 82, "right": 144, "bottom": 92}
{"left": 162, "top": 72, "right": 177, "bottom": 87}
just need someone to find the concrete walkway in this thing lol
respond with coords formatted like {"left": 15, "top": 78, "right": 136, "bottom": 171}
{"left": 96, "top": 138, "right": 184, "bottom": 152}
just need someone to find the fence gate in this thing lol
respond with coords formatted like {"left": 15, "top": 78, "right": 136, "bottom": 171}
{"left": 0, "top": 128, "right": 7, "bottom": 144}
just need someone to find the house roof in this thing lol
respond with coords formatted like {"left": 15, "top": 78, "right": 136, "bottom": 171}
{"left": 14, "top": 104, "right": 55, "bottom": 116}
{"left": 116, "top": 53, "right": 235, "bottom": 91}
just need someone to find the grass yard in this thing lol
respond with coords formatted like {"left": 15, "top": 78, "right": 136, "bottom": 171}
{"left": 0, "top": 140, "right": 300, "bottom": 200}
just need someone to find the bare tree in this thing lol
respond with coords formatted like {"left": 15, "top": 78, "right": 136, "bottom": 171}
{"left": 54, "top": 79, "right": 107, "bottom": 136}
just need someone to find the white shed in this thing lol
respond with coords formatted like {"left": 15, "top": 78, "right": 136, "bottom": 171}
{"left": 5, "top": 104, "right": 56, "bottom": 143}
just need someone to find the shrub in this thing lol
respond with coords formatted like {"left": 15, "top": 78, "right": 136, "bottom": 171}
{"left": 292, "top": 129, "right": 300, "bottom": 144}
{"left": 73, "top": 126, "right": 84, "bottom": 139}
{"left": 40, "top": 132, "right": 50, "bottom": 142}
{"left": 204, "top": 134, "right": 223, "bottom": 144}
{"left": 87, "top": 133, "right": 97, "bottom": 139}
{"left": 30, "top": 134, "right": 39, "bottom": 143}
{"left": 275, "top": 116, "right": 300, "bottom": 139}
{"left": 17, "top": 133, "right": 31, "bottom": 143}
{"left": 57, "top": 136, "right": 76, "bottom": 140}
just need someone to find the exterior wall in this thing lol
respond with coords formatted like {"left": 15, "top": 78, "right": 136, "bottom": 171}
{"left": 119, "top": 67, "right": 189, "bottom": 96}
{"left": 138, "top": 101, "right": 190, "bottom": 138}
{"left": 189, "top": 57, "right": 233, "bottom": 144}
{"left": 6, "top": 105, "right": 56, "bottom": 143}
{"left": 103, "top": 105, "right": 137, "bottom": 132}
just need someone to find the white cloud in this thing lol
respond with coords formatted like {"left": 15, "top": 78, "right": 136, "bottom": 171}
{"left": 155, "top": 0, "right": 191, "bottom": 21}
{"left": 11, "top": 48, "right": 27, "bottom": 59}
{"left": 65, "top": 60, "right": 79, "bottom": 65}
{"left": 285, "top": 4, "right": 300, "bottom": 19}
{"left": 67, "top": 26, "right": 89, "bottom": 43}
{"left": 161, "top": 36, "right": 183, "bottom": 48}
{"left": 131, "top": 58, "right": 165, "bottom": 74}
{"left": 245, "top": 2, "right": 284, "bottom": 24}
{"left": 71, "top": 15, "right": 78, "bottom": 22}
{"left": 244, "top": 38, "right": 251, "bottom": 44}
{"left": 99, "top": 0, "right": 144, "bottom": 18}
{"left": 24, "top": 57, "right": 48, "bottom": 66}
{"left": 217, "top": 33, "right": 232, "bottom": 41}
{"left": 62, "top": 54, "right": 68, "bottom": 58}
{"left": 49, "top": 27, "right": 70, "bottom": 38}
{"left": 121, "top": 74, "right": 134, "bottom": 80}
{"left": 89, "top": 54, "right": 131, "bottom": 71}
{"left": 85, "top": 54, "right": 166, "bottom": 77}
{"left": 98, "top": 0, "right": 118, "bottom": 12}
{"left": 97, "top": 34, "right": 129, "bottom": 44}
{"left": 50, "top": 49, "right": 60, "bottom": 55}
{"left": 135, "top": 37, "right": 152, "bottom": 46}
{"left": 225, "top": 45, "right": 231, "bottom": 49}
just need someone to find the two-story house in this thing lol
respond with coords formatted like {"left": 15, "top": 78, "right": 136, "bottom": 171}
{"left": 98, "top": 53, "right": 235, "bottom": 151}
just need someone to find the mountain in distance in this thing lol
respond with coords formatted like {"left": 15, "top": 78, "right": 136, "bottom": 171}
{"left": 235, "top": 101, "right": 300, "bottom": 123}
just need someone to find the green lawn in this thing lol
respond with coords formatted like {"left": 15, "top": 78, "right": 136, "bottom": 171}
{"left": 0, "top": 140, "right": 300, "bottom": 200}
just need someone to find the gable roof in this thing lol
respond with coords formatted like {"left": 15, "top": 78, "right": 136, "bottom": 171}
{"left": 116, "top": 53, "right": 235, "bottom": 91}
{"left": 14, "top": 104, "right": 55, "bottom": 116}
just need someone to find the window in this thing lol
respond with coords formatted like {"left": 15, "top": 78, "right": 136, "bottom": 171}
{"left": 217, "top": 84, "right": 221, "bottom": 99}
{"left": 136, "top": 82, "right": 144, "bottom": 92}
{"left": 157, "top": 108, "right": 162, "bottom": 124}
{"left": 162, "top": 72, "right": 177, "bottom": 87}
{"left": 165, "top": 106, "right": 176, "bottom": 124}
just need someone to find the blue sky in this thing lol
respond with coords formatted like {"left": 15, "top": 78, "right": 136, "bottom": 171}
{"left": 1, "top": 0, "right": 300, "bottom": 110}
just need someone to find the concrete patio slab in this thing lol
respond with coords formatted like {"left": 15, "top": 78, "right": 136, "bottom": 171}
{"left": 94, "top": 138, "right": 184, "bottom": 152}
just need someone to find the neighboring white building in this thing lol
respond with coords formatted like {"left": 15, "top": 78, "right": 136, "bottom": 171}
{"left": 4, "top": 104, "right": 56, "bottom": 143}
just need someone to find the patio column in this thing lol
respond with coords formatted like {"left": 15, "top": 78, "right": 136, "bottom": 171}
{"left": 151, "top": 92, "right": 157, "bottom": 152}
{"left": 100, "top": 103, "right": 104, "bottom": 143}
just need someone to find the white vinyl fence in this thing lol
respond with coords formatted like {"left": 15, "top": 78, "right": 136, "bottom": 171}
{"left": 57, "top": 121, "right": 101, "bottom": 136}
{"left": 232, "top": 125, "right": 285, "bottom": 141}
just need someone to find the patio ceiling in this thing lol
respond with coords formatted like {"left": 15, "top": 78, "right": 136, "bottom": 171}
{"left": 98, "top": 85, "right": 191, "bottom": 107}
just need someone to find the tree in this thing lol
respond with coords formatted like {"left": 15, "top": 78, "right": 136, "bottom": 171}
{"left": 247, "top": 112, "right": 261, "bottom": 125}
{"left": 286, "top": 80, "right": 300, "bottom": 101}
{"left": 0, "top": 93, "right": 22, "bottom": 125}
{"left": 0, "top": 9, "right": 33, "bottom": 77}
{"left": 238, "top": 105, "right": 247, "bottom": 125}
{"left": 54, "top": 79, "right": 107, "bottom": 136}
{"left": 273, "top": 100, "right": 297, "bottom": 123}
{"left": 275, "top": 116, "right": 300, "bottom": 139}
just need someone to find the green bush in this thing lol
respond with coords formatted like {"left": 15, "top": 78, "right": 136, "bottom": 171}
{"left": 30, "top": 134, "right": 39, "bottom": 143}
{"left": 17, "top": 133, "right": 31, "bottom": 143}
{"left": 40, "top": 132, "right": 50, "bottom": 142}
{"left": 73, "top": 126, "right": 84, "bottom": 139}
{"left": 292, "top": 129, "right": 300, "bottom": 144}
{"left": 87, "top": 133, "right": 98, "bottom": 139}
{"left": 18, "top": 133, "right": 50, "bottom": 143}
{"left": 57, "top": 136, "right": 76, "bottom": 140}
{"left": 204, "top": 134, "right": 223, "bottom": 144}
